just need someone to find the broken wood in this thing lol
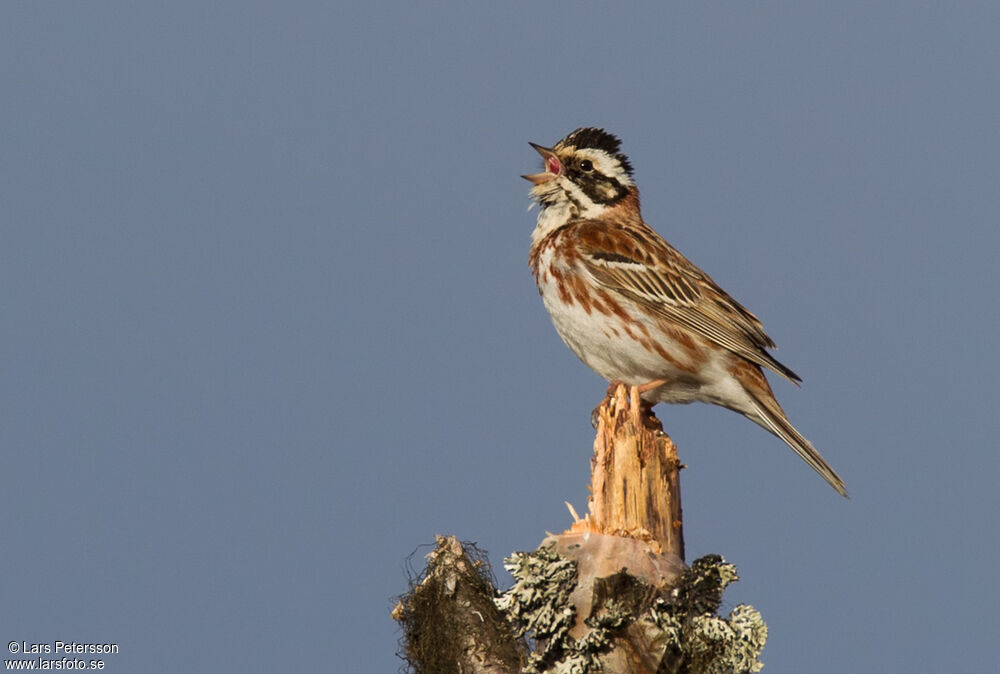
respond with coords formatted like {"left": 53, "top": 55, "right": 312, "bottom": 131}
{"left": 566, "top": 383, "right": 685, "bottom": 560}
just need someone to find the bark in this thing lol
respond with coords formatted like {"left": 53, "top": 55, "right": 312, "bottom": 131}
{"left": 393, "top": 535, "right": 527, "bottom": 674}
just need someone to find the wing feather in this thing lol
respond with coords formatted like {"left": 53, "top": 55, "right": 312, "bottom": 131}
{"left": 575, "top": 221, "right": 801, "bottom": 383}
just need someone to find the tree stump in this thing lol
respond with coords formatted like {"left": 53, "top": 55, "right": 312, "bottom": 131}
{"left": 565, "top": 382, "right": 684, "bottom": 559}
{"left": 395, "top": 384, "right": 767, "bottom": 673}
{"left": 536, "top": 383, "right": 686, "bottom": 671}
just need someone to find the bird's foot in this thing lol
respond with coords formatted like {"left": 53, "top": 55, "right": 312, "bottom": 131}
{"left": 590, "top": 381, "right": 663, "bottom": 431}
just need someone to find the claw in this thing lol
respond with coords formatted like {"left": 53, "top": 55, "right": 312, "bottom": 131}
{"left": 591, "top": 381, "right": 663, "bottom": 431}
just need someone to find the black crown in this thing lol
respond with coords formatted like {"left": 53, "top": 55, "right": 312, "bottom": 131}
{"left": 560, "top": 127, "right": 633, "bottom": 176}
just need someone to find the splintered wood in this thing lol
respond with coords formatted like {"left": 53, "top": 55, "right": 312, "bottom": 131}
{"left": 567, "top": 384, "right": 684, "bottom": 560}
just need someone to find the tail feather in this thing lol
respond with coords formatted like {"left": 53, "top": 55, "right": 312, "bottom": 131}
{"left": 745, "top": 388, "right": 848, "bottom": 498}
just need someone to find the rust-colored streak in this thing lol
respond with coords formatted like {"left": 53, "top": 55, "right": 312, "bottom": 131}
{"left": 551, "top": 268, "right": 574, "bottom": 307}
{"left": 568, "top": 274, "right": 593, "bottom": 314}
{"left": 596, "top": 289, "right": 631, "bottom": 323}
{"left": 656, "top": 321, "right": 705, "bottom": 363}
{"left": 600, "top": 190, "right": 643, "bottom": 226}
{"left": 730, "top": 359, "right": 774, "bottom": 397}
{"left": 650, "top": 340, "right": 687, "bottom": 371}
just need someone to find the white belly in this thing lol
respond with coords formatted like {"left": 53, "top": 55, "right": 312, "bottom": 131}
{"left": 535, "top": 250, "right": 706, "bottom": 404}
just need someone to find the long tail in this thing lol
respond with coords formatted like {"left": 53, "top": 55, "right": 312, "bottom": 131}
{"left": 743, "top": 381, "right": 848, "bottom": 498}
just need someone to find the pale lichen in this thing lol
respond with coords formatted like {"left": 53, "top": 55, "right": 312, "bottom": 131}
{"left": 647, "top": 555, "right": 768, "bottom": 673}
{"left": 495, "top": 544, "right": 596, "bottom": 673}
{"left": 495, "top": 548, "right": 766, "bottom": 673}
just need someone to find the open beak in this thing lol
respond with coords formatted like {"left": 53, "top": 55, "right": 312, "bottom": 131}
{"left": 521, "top": 142, "right": 561, "bottom": 185}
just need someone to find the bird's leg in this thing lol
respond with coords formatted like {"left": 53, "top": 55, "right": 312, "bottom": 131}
{"left": 636, "top": 378, "right": 668, "bottom": 395}
{"left": 633, "top": 379, "right": 667, "bottom": 430}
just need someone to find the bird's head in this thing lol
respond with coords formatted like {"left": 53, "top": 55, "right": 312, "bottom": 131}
{"left": 523, "top": 127, "right": 635, "bottom": 219}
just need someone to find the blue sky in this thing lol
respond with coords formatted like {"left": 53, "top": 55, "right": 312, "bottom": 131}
{"left": 2, "top": 3, "right": 998, "bottom": 672}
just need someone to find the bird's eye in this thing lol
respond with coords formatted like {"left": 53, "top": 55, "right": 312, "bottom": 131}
{"left": 579, "top": 159, "right": 594, "bottom": 172}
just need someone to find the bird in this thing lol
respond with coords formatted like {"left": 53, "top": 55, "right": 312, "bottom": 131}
{"left": 523, "top": 127, "right": 847, "bottom": 497}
